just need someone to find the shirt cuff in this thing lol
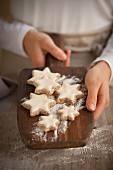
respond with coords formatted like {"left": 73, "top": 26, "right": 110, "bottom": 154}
{"left": 13, "top": 21, "right": 36, "bottom": 57}
{"left": 90, "top": 57, "right": 113, "bottom": 82}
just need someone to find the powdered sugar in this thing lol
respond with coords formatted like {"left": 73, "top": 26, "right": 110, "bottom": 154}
{"left": 58, "top": 120, "right": 68, "bottom": 134}
{"left": 50, "top": 104, "right": 63, "bottom": 116}
{"left": 58, "top": 75, "right": 82, "bottom": 84}
{"left": 32, "top": 125, "right": 47, "bottom": 142}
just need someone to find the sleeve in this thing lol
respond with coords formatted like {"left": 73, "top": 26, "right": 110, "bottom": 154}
{"left": 0, "top": 19, "right": 36, "bottom": 57}
{"left": 90, "top": 32, "right": 113, "bottom": 81}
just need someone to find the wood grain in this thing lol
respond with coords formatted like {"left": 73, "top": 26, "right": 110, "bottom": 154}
{"left": 17, "top": 67, "right": 94, "bottom": 149}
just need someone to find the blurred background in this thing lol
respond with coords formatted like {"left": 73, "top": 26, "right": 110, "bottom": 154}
{"left": 0, "top": 0, "right": 32, "bottom": 81}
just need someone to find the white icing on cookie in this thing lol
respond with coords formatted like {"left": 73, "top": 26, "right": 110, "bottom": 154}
{"left": 34, "top": 76, "right": 61, "bottom": 95}
{"left": 27, "top": 67, "right": 60, "bottom": 85}
{"left": 56, "top": 82, "right": 84, "bottom": 104}
{"left": 37, "top": 114, "right": 60, "bottom": 132}
{"left": 57, "top": 105, "right": 80, "bottom": 121}
{"left": 22, "top": 93, "right": 56, "bottom": 116}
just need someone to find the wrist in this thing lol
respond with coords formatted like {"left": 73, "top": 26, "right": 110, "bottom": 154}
{"left": 23, "top": 29, "right": 37, "bottom": 55}
{"left": 92, "top": 61, "right": 111, "bottom": 81}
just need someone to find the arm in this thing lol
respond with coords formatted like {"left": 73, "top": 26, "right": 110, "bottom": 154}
{"left": 91, "top": 32, "right": 113, "bottom": 80}
{"left": 0, "top": 19, "right": 34, "bottom": 57}
{"left": 0, "top": 19, "right": 69, "bottom": 67}
{"left": 85, "top": 32, "right": 113, "bottom": 120}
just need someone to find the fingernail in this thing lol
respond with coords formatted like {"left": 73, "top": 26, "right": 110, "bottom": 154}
{"left": 62, "top": 53, "right": 67, "bottom": 60}
{"left": 89, "top": 103, "right": 95, "bottom": 111}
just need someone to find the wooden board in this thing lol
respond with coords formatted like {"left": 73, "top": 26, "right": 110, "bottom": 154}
{"left": 17, "top": 67, "right": 94, "bottom": 149}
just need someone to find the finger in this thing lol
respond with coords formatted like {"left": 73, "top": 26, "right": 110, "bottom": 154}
{"left": 86, "top": 82, "right": 99, "bottom": 112}
{"left": 93, "top": 83, "right": 109, "bottom": 120}
{"left": 64, "top": 49, "right": 71, "bottom": 67}
{"left": 43, "top": 37, "right": 67, "bottom": 61}
{"left": 29, "top": 47, "right": 45, "bottom": 67}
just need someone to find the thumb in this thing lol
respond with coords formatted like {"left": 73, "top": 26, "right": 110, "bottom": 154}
{"left": 43, "top": 37, "right": 67, "bottom": 61}
{"left": 86, "top": 83, "right": 99, "bottom": 112}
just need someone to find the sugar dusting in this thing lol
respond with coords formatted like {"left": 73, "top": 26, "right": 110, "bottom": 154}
{"left": 31, "top": 75, "right": 87, "bottom": 142}
{"left": 58, "top": 75, "right": 82, "bottom": 84}
{"left": 58, "top": 120, "right": 68, "bottom": 134}
{"left": 63, "top": 124, "right": 113, "bottom": 156}
{"left": 32, "top": 125, "right": 47, "bottom": 142}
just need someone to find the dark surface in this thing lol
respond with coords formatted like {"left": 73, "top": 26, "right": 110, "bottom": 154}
{"left": 17, "top": 67, "right": 94, "bottom": 149}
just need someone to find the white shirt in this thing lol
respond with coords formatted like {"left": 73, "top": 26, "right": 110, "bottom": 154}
{"left": 11, "top": 0, "right": 113, "bottom": 34}
{"left": 0, "top": 0, "right": 113, "bottom": 79}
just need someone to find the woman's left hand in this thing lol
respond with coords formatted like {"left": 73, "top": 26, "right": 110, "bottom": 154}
{"left": 85, "top": 61, "right": 111, "bottom": 120}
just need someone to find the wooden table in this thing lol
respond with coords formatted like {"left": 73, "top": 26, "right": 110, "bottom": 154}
{"left": 0, "top": 85, "right": 113, "bottom": 170}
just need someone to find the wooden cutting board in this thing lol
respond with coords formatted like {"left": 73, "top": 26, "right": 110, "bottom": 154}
{"left": 17, "top": 34, "right": 94, "bottom": 149}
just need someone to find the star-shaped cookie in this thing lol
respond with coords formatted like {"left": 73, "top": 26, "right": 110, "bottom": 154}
{"left": 34, "top": 76, "right": 61, "bottom": 95}
{"left": 57, "top": 105, "right": 80, "bottom": 121}
{"left": 27, "top": 67, "right": 61, "bottom": 85}
{"left": 37, "top": 114, "right": 60, "bottom": 132}
{"left": 22, "top": 93, "right": 56, "bottom": 116}
{"left": 56, "top": 82, "right": 84, "bottom": 104}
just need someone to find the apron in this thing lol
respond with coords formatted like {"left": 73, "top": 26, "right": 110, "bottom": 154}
{"left": 62, "top": 25, "right": 112, "bottom": 68}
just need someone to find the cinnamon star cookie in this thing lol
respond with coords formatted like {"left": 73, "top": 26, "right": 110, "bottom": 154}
{"left": 34, "top": 76, "right": 61, "bottom": 95}
{"left": 22, "top": 93, "right": 56, "bottom": 116}
{"left": 37, "top": 114, "right": 60, "bottom": 132}
{"left": 27, "top": 67, "right": 61, "bottom": 85}
{"left": 57, "top": 105, "right": 80, "bottom": 121}
{"left": 56, "top": 82, "right": 84, "bottom": 104}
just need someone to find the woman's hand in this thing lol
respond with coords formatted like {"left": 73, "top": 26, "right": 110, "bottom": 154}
{"left": 85, "top": 61, "right": 111, "bottom": 120}
{"left": 23, "top": 29, "right": 71, "bottom": 67}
